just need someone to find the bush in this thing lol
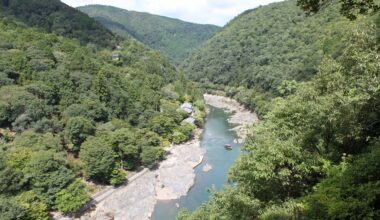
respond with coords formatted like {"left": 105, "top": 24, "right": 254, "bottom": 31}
{"left": 79, "top": 137, "right": 115, "bottom": 183}
{"left": 141, "top": 147, "right": 164, "bottom": 168}
{"left": 109, "top": 169, "right": 126, "bottom": 186}
{"left": 55, "top": 180, "right": 90, "bottom": 214}
{"left": 171, "top": 131, "right": 187, "bottom": 144}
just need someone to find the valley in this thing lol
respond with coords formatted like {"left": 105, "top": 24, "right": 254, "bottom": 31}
{"left": 0, "top": 0, "right": 379, "bottom": 219}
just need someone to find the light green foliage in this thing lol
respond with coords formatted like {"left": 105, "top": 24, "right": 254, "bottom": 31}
{"left": 13, "top": 130, "right": 62, "bottom": 152}
{"left": 149, "top": 115, "right": 177, "bottom": 137}
{"left": 171, "top": 131, "right": 187, "bottom": 144}
{"left": 55, "top": 180, "right": 90, "bottom": 214}
{"left": 0, "top": 153, "right": 25, "bottom": 194}
{"left": 78, "top": 5, "right": 220, "bottom": 64}
{"left": 171, "top": 123, "right": 196, "bottom": 144}
{"left": 259, "top": 200, "right": 304, "bottom": 220}
{"left": 178, "top": 187, "right": 261, "bottom": 220}
{"left": 109, "top": 169, "right": 126, "bottom": 186}
{"left": 79, "top": 137, "right": 115, "bottom": 183}
{"left": 15, "top": 191, "right": 49, "bottom": 220}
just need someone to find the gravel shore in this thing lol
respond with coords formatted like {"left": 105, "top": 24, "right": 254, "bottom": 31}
{"left": 78, "top": 129, "right": 205, "bottom": 220}
{"left": 204, "top": 94, "right": 258, "bottom": 140}
{"left": 63, "top": 94, "right": 256, "bottom": 220}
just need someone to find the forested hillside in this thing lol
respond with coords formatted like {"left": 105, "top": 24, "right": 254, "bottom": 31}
{"left": 78, "top": 5, "right": 220, "bottom": 64}
{"left": 179, "top": 0, "right": 380, "bottom": 219}
{"left": 0, "top": 9, "right": 205, "bottom": 219}
{"left": 181, "top": 0, "right": 378, "bottom": 114}
{"left": 0, "top": 0, "right": 118, "bottom": 48}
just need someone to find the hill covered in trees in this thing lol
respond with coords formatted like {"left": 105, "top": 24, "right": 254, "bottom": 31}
{"left": 0, "top": 4, "right": 205, "bottom": 218}
{"left": 179, "top": 0, "right": 380, "bottom": 219}
{"left": 180, "top": 0, "right": 379, "bottom": 113}
{"left": 0, "top": 0, "right": 118, "bottom": 48}
{"left": 78, "top": 5, "right": 220, "bottom": 64}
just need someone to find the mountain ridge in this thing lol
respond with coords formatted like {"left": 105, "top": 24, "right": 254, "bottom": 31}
{"left": 78, "top": 4, "right": 221, "bottom": 64}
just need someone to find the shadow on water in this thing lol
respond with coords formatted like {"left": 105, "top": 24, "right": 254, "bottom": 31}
{"left": 151, "top": 106, "right": 243, "bottom": 220}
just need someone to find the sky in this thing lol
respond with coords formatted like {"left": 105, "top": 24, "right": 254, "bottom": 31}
{"left": 61, "top": 0, "right": 282, "bottom": 26}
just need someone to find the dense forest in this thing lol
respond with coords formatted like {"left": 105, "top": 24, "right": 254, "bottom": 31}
{"left": 179, "top": 0, "right": 380, "bottom": 219}
{"left": 0, "top": 3, "right": 205, "bottom": 218}
{"left": 79, "top": 5, "right": 220, "bottom": 64}
{"left": 1, "top": 0, "right": 380, "bottom": 219}
{"left": 0, "top": 0, "right": 118, "bottom": 48}
{"left": 181, "top": 0, "right": 380, "bottom": 114}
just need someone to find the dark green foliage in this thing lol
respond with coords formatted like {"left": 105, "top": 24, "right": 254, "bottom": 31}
{"left": 304, "top": 144, "right": 380, "bottom": 219}
{"left": 297, "top": 0, "right": 379, "bottom": 19}
{"left": 0, "top": 0, "right": 118, "bottom": 48}
{"left": 140, "top": 146, "right": 165, "bottom": 168}
{"left": 0, "top": 196, "right": 26, "bottom": 220}
{"left": 181, "top": 0, "right": 373, "bottom": 107}
{"left": 78, "top": 5, "right": 220, "bottom": 64}
{"left": 181, "top": 22, "right": 380, "bottom": 220}
{"left": 23, "top": 151, "right": 75, "bottom": 206}
{"left": 0, "top": 154, "right": 24, "bottom": 194}
{"left": 64, "top": 116, "right": 95, "bottom": 153}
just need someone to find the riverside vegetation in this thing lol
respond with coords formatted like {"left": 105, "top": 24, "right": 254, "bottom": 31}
{"left": 0, "top": 0, "right": 380, "bottom": 219}
{"left": 178, "top": 0, "right": 380, "bottom": 219}
{"left": 0, "top": 0, "right": 206, "bottom": 218}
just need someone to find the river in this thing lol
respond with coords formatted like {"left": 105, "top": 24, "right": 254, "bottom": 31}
{"left": 151, "top": 105, "right": 243, "bottom": 220}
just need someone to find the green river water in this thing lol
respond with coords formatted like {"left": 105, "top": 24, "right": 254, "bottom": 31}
{"left": 151, "top": 105, "right": 243, "bottom": 220}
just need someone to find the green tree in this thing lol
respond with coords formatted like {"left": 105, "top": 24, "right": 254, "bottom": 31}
{"left": 140, "top": 146, "right": 164, "bottom": 168}
{"left": 64, "top": 116, "right": 95, "bottom": 153}
{"left": 55, "top": 180, "right": 90, "bottom": 214}
{"left": 15, "top": 191, "right": 49, "bottom": 220}
{"left": 0, "top": 196, "right": 26, "bottom": 220}
{"left": 80, "top": 137, "right": 116, "bottom": 183}
{"left": 22, "top": 151, "right": 75, "bottom": 206}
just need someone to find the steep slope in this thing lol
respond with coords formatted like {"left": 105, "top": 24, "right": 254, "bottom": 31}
{"left": 0, "top": 7, "right": 204, "bottom": 218}
{"left": 181, "top": 0, "right": 370, "bottom": 97}
{"left": 78, "top": 5, "right": 220, "bottom": 64}
{"left": 0, "top": 0, "right": 118, "bottom": 48}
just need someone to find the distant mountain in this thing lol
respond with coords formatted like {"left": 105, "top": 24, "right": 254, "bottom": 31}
{"left": 0, "top": 0, "right": 118, "bottom": 48}
{"left": 78, "top": 5, "right": 220, "bottom": 64}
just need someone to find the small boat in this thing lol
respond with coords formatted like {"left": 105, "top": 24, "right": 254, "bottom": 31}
{"left": 224, "top": 144, "right": 232, "bottom": 150}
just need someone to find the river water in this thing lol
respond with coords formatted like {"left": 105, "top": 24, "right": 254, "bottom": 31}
{"left": 151, "top": 106, "right": 243, "bottom": 220}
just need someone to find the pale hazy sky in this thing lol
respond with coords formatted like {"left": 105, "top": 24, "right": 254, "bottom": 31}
{"left": 61, "top": 0, "right": 283, "bottom": 26}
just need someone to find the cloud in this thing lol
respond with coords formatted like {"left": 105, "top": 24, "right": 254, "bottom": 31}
{"left": 62, "top": 0, "right": 283, "bottom": 26}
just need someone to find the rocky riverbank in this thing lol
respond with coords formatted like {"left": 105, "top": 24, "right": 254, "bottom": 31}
{"left": 78, "top": 129, "right": 205, "bottom": 220}
{"left": 64, "top": 94, "right": 257, "bottom": 220}
{"left": 204, "top": 94, "right": 258, "bottom": 140}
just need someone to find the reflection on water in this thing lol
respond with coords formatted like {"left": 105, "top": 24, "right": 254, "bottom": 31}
{"left": 151, "top": 106, "right": 243, "bottom": 220}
